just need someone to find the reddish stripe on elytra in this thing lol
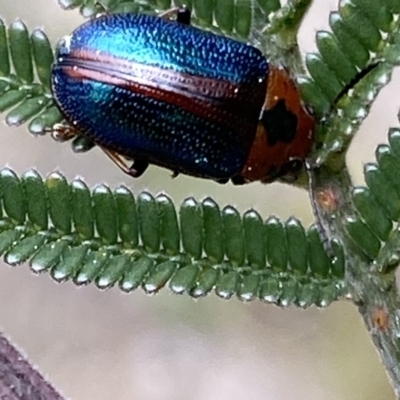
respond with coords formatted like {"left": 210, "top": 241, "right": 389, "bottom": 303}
{"left": 69, "top": 49, "right": 265, "bottom": 107}
{"left": 70, "top": 49, "right": 244, "bottom": 102}
{"left": 59, "top": 50, "right": 266, "bottom": 136}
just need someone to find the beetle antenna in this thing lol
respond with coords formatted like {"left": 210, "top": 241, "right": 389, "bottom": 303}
{"left": 332, "top": 61, "right": 380, "bottom": 108}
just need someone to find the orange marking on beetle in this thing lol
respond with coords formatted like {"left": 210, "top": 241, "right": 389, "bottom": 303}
{"left": 240, "top": 66, "right": 314, "bottom": 182}
{"left": 58, "top": 46, "right": 315, "bottom": 184}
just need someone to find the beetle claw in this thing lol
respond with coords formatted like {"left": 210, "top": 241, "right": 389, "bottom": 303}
{"left": 101, "top": 148, "right": 148, "bottom": 178}
{"left": 129, "top": 159, "right": 149, "bottom": 178}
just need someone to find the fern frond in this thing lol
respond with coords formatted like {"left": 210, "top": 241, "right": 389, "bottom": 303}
{"left": 341, "top": 120, "right": 400, "bottom": 272}
{"left": 301, "top": 0, "right": 399, "bottom": 117}
{"left": 0, "top": 168, "right": 346, "bottom": 308}
{"left": 300, "top": 0, "right": 400, "bottom": 166}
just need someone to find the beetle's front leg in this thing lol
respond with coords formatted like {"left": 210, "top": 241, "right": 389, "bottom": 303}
{"left": 47, "top": 123, "right": 96, "bottom": 153}
{"left": 48, "top": 123, "right": 79, "bottom": 142}
{"left": 101, "top": 148, "right": 149, "bottom": 178}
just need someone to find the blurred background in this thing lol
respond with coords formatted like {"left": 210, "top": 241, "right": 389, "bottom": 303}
{"left": 0, "top": 0, "right": 399, "bottom": 399}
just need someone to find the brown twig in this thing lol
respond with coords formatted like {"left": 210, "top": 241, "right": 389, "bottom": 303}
{"left": 0, "top": 332, "right": 65, "bottom": 400}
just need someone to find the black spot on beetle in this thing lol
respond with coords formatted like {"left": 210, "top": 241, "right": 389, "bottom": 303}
{"left": 261, "top": 100, "right": 298, "bottom": 146}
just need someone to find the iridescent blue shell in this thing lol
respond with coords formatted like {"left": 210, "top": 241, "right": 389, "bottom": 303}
{"left": 52, "top": 13, "right": 269, "bottom": 179}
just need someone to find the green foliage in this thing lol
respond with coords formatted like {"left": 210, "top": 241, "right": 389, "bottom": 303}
{"left": 344, "top": 128, "right": 400, "bottom": 272}
{"left": 2, "top": 1, "right": 400, "bottom": 395}
{"left": 0, "top": 0, "right": 399, "bottom": 311}
{"left": 299, "top": 0, "right": 400, "bottom": 174}
{"left": 57, "top": 0, "right": 281, "bottom": 38}
{"left": 0, "top": 168, "right": 345, "bottom": 307}
{"left": 299, "top": 0, "right": 400, "bottom": 118}
{"left": 0, "top": 18, "right": 62, "bottom": 135}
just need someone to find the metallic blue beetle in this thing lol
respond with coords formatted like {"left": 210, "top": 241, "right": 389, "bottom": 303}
{"left": 51, "top": 8, "right": 314, "bottom": 184}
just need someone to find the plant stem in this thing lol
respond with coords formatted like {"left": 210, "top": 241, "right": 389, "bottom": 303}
{"left": 309, "top": 164, "right": 400, "bottom": 398}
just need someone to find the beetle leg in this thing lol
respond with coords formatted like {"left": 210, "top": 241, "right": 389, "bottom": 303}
{"left": 215, "top": 178, "right": 229, "bottom": 184}
{"left": 48, "top": 123, "right": 79, "bottom": 142}
{"left": 276, "top": 159, "right": 304, "bottom": 183}
{"left": 171, "top": 171, "right": 179, "bottom": 178}
{"left": 160, "top": 6, "right": 191, "bottom": 25}
{"left": 231, "top": 176, "right": 247, "bottom": 185}
{"left": 101, "top": 148, "right": 149, "bottom": 178}
{"left": 129, "top": 158, "right": 149, "bottom": 177}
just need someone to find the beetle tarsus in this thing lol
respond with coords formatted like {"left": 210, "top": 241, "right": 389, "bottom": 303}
{"left": 49, "top": 123, "right": 78, "bottom": 142}
{"left": 129, "top": 158, "right": 149, "bottom": 178}
{"left": 102, "top": 148, "right": 149, "bottom": 178}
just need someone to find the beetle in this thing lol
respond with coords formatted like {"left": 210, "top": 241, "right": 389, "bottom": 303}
{"left": 51, "top": 7, "right": 314, "bottom": 185}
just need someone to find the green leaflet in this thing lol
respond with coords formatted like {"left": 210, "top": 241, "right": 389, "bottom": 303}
{"left": 300, "top": 1, "right": 399, "bottom": 118}
{"left": 301, "top": 0, "right": 400, "bottom": 168}
{"left": 0, "top": 17, "right": 62, "bottom": 134}
{"left": 348, "top": 128, "right": 400, "bottom": 272}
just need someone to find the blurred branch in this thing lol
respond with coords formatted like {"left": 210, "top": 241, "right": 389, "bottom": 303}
{"left": 0, "top": 332, "right": 64, "bottom": 399}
